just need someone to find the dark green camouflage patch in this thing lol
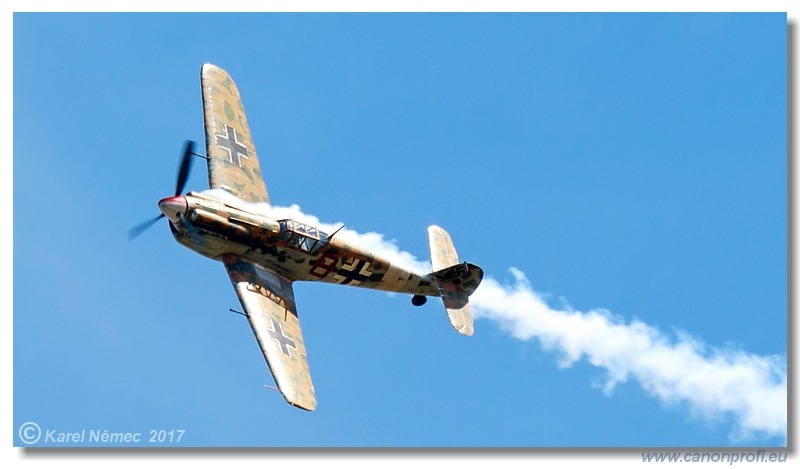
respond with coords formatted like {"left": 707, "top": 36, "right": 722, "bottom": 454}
{"left": 224, "top": 101, "right": 235, "bottom": 122}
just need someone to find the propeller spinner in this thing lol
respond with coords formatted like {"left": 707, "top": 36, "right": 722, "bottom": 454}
{"left": 128, "top": 141, "right": 197, "bottom": 241}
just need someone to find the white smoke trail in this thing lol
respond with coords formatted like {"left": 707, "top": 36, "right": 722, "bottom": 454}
{"left": 202, "top": 189, "right": 787, "bottom": 441}
{"left": 471, "top": 269, "right": 787, "bottom": 442}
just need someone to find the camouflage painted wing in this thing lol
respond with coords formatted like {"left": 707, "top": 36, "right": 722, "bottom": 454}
{"left": 201, "top": 63, "right": 270, "bottom": 204}
{"left": 222, "top": 255, "right": 317, "bottom": 411}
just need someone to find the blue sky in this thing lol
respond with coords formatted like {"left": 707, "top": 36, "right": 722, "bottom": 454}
{"left": 11, "top": 11, "right": 789, "bottom": 451}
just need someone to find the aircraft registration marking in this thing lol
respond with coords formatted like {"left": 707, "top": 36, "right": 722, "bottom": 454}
{"left": 308, "top": 253, "right": 340, "bottom": 278}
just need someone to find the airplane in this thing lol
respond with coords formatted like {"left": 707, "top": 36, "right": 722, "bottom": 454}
{"left": 130, "top": 63, "right": 483, "bottom": 411}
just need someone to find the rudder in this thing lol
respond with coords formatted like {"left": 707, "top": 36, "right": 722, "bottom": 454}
{"left": 427, "top": 226, "right": 484, "bottom": 336}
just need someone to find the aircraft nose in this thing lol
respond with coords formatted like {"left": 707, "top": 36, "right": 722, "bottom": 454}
{"left": 158, "top": 195, "right": 188, "bottom": 222}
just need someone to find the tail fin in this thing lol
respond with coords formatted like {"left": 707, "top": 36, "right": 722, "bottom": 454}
{"left": 428, "top": 225, "right": 484, "bottom": 336}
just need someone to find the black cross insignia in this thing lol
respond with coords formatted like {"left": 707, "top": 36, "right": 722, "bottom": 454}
{"left": 216, "top": 124, "right": 249, "bottom": 167}
{"left": 335, "top": 259, "right": 371, "bottom": 285}
{"left": 266, "top": 318, "right": 297, "bottom": 357}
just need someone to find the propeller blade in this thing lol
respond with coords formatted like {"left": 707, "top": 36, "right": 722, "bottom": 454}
{"left": 128, "top": 214, "right": 165, "bottom": 241}
{"left": 131, "top": 140, "right": 197, "bottom": 242}
{"left": 175, "top": 140, "right": 195, "bottom": 196}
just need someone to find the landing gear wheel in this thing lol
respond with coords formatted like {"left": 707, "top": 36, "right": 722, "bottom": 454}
{"left": 411, "top": 295, "right": 427, "bottom": 306}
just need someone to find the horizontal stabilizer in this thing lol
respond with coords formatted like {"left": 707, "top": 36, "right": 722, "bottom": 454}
{"left": 427, "top": 226, "right": 483, "bottom": 336}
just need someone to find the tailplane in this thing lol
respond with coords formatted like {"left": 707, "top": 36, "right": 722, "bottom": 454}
{"left": 427, "top": 225, "right": 483, "bottom": 336}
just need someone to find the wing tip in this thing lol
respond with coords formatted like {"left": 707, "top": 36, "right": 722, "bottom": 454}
{"left": 201, "top": 62, "right": 222, "bottom": 75}
{"left": 285, "top": 391, "right": 317, "bottom": 411}
{"left": 290, "top": 400, "right": 318, "bottom": 412}
{"left": 201, "top": 63, "right": 235, "bottom": 85}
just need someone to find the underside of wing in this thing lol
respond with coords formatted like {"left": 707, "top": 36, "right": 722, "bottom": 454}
{"left": 201, "top": 63, "right": 270, "bottom": 204}
{"left": 222, "top": 254, "right": 316, "bottom": 411}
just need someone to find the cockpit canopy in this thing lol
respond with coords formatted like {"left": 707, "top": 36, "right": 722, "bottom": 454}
{"left": 278, "top": 219, "right": 330, "bottom": 254}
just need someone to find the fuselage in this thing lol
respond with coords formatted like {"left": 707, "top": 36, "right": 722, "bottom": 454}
{"left": 158, "top": 191, "right": 440, "bottom": 297}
